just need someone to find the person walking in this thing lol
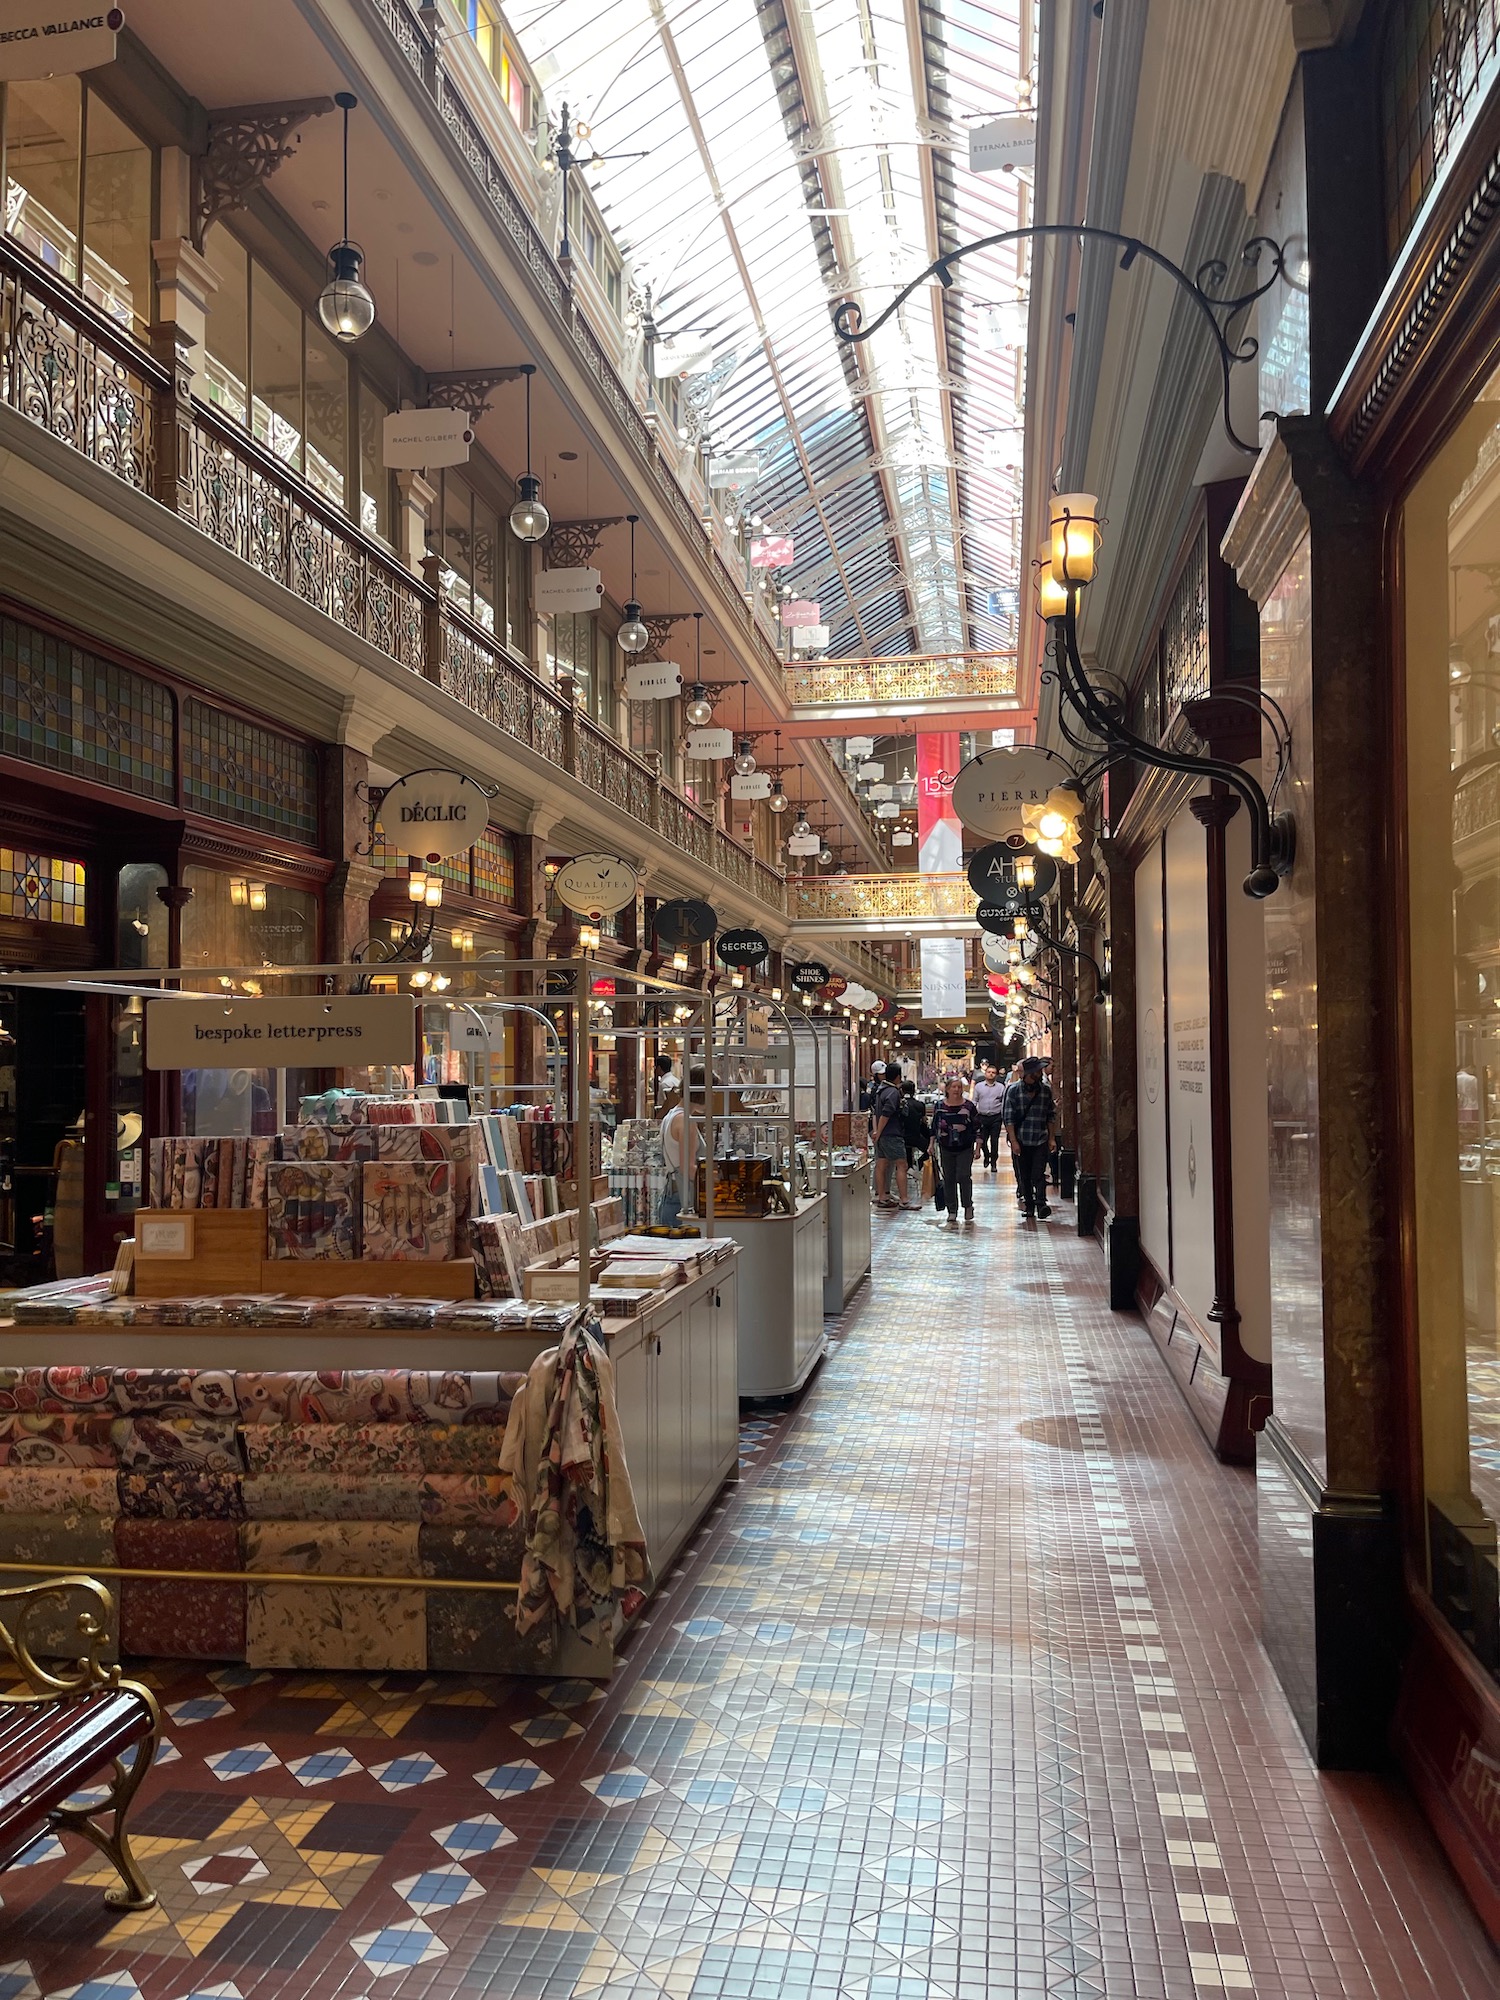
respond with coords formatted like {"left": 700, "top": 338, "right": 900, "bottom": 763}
{"left": 869, "top": 1062, "right": 910, "bottom": 1211}
{"left": 931, "top": 1074, "right": 981, "bottom": 1227}
{"left": 971, "top": 1061, "right": 1007, "bottom": 1171}
{"left": 1004, "top": 1056, "right": 1058, "bottom": 1220}
{"left": 899, "top": 1080, "right": 930, "bottom": 1174}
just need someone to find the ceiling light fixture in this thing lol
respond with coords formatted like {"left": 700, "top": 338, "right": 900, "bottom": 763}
{"left": 317, "top": 93, "right": 377, "bottom": 343}
{"left": 734, "top": 681, "right": 756, "bottom": 774}
{"left": 618, "top": 514, "right": 649, "bottom": 652}
{"left": 509, "top": 365, "right": 550, "bottom": 542}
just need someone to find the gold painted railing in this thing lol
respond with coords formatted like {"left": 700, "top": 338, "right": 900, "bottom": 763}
{"left": 786, "top": 652, "right": 1019, "bottom": 710}
{"left": 792, "top": 873, "right": 973, "bottom": 921}
{"left": 0, "top": 237, "right": 788, "bottom": 922}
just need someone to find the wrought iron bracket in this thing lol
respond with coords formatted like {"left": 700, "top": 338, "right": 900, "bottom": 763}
{"left": 833, "top": 225, "right": 1292, "bottom": 456}
{"left": 545, "top": 517, "right": 626, "bottom": 568}
{"left": 639, "top": 613, "right": 693, "bottom": 662}
{"left": 423, "top": 366, "right": 528, "bottom": 427}
{"left": 194, "top": 98, "right": 337, "bottom": 251}
{"left": 1050, "top": 600, "right": 1294, "bottom": 896}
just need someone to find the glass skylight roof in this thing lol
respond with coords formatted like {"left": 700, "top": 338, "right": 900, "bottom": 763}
{"left": 508, "top": 0, "right": 1031, "bottom": 661}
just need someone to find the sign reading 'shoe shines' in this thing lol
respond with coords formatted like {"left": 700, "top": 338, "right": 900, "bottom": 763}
{"left": 0, "top": 3, "right": 122, "bottom": 81}
{"left": 147, "top": 996, "right": 415, "bottom": 1071}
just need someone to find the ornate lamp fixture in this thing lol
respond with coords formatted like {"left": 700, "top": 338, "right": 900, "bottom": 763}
{"left": 618, "top": 514, "right": 649, "bottom": 653}
{"left": 733, "top": 681, "right": 757, "bottom": 775}
{"left": 768, "top": 731, "right": 788, "bottom": 814}
{"left": 1035, "top": 495, "right": 1294, "bottom": 898}
{"left": 509, "top": 365, "right": 550, "bottom": 542}
{"left": 317, "top": 93, "right": 376, "bottom": 343}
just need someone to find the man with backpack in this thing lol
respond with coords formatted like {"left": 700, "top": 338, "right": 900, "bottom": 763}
{"left": 869, "top": 1061, "right": 910, "bottom": 1211}
{"left": 1003, "top": 1056, "right": 1058, "bottom": 1220}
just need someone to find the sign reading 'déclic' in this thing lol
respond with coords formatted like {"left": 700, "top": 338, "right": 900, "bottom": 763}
{"left": 147, "top": 995, "right": 414, "bottom": 1071}
{"left": 375, "top": 770, "right": 487, "bottom": 862}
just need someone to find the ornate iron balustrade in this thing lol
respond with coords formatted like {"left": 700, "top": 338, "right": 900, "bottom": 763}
{"left": 0, "top": 253, "right": 162, "bottom": 491}
{"left": 792, "top": 873, "right": 973, "bottom": 922}
{"left": 785, "top": 652, "right": 1020, "bottom": 712}
{"left": 0, "top": 234, "right": 789, "bottom": 921}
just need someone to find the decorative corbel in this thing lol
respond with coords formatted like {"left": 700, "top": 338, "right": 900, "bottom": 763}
{"left": 545, "top": 518, "right": 626, "bottom": 569}
{"left": 193, "top": 99, "right": 337, "bottom": 250}
{"left": 422, "top": 367, "right": 528, "bottom": 428}
{"left": 639, "top": 613, "right": 692, "bottom": 662}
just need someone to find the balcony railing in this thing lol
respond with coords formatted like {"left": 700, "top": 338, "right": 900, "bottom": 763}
{"left": 792, "top": 873, "right": 974, "bottom": 923}
{"left": 785, "top": 652, "right": 1020, "bottom": 716}
{"left": 0, "top": 235, "right": 787, "bottom": 921}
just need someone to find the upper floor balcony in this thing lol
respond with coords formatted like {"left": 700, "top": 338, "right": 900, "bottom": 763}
{"left": 790, "top": 872, "right": 975, "bottom": 934}
{"left": 783, "top": 651, "right": 1024, "bottom": 731}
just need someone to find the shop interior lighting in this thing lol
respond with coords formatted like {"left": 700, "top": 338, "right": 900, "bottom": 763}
{"left": 1034, "top": 541, "right": 1069, "bottom": 620}
{"left": 1014, "top": 914, "right": 1029, "bottom": 938}
{"left": 730, "top": 969, "right": 744, "bottom": 989}
{"left": 409, "top": 969, "right": 432, "bottom": 989}
{"left": 430, "top": 973, "right": 451, "bottom": 992}
{"left": 407, "top": 868, "right": 428, "bottom": 904}
{"left": 672, "top": 948, "right": 689, "bottom": 972}
{"left": 1015, "top": 855, "right": 1037, "bottom": 891}
{"left": 424, "top": 878, "right": 444, "bottom": 909}
{"left": 771, "top": 985, "right": 782, "bottom": 1001}
{"left": 230, "top": 879, "right": 248, "bottom": 907}
{"left": 450, "top": 927, "right": 475, "bottom": 951}
{"left": 578, "top": 920, "right": 601, "bottom": 950}
{"left": 248, "top": 883, "right": 267, "bottom": 912}
{"left": 618, "top": 515, "right": 649, "bottom": 652}
{"left": 509, "top": 366, "right": 550, "bottom": 542}
{"left": 317, "top": 94, "right": 376, "bottom": 343}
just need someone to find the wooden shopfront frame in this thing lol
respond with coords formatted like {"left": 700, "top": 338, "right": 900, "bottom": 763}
{"left": 1325, "top": 42, "right": 1500, "bottom": 1939}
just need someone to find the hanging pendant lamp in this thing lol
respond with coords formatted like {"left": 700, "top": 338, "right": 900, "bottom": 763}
{"left": 768, "top": 731, "right": 788, "bottom": 813}
{"left": 618, "top": 514, "right": 649, "bottom": 652}
{"left": 733, "top": 680, "right": 757, "bottom": 775}
{"left": 317, "top": 93, "right": 376, "bottom": 343}
{"left": 509, "top": 365, "right": 550, "bottom": 541}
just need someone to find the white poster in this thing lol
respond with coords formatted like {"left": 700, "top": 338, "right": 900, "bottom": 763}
{"left": 1225, "top": 798, "right": 1271, "bottom": 1364}
{"left": 1135, "top": 845, "right": 1170, "bottom": 1282}
{"left": 1164, "top": 807, "right": 1216, "bottom": 1350}
{"left": 920, "top": 937, "right": 966, "bottom": 1020}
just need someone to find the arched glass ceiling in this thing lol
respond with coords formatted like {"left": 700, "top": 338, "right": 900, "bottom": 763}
{"left": 508, "top": 0, "right": 1031, "bottom": 662}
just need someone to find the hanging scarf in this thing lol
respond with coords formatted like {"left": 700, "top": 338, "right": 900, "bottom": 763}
{"left": 499, "top": 1315, "right": 650, "bottom": 1650}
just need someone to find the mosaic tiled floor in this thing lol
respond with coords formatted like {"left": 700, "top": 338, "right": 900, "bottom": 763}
{"left": 0, "top": 1177, "right": 1496, "bottom": 1998}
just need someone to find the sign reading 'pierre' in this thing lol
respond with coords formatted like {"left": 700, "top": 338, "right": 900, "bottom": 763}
{"left": 951, "top": 746, "right": 1062, "bottom": 839}
{"left": 375, "top": 770, "right": 487, "bottom": 863}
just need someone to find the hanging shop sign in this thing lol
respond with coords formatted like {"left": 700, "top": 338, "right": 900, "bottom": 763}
{"left": 626, "top": 660, "right": 683, "bottom": 700}
{"left": 968, "top": 112, "right": 1036, "bottom": 175}
{"left": 891, "top": 830, "right": 914, "bottom": 847}
{"left": 653, "top": 336, "right": 713, "bottom": 377}
{"left": 976, "top": 901, "right": 1017, "bottom": 936}
{"left": 749, "top": 535, "right": 794, "bottom": 568}
{"left": 715, "top": 927, "right": 770, "bottom": 967}
{"left": 982, "top": 939, "right": 1010, "bottom": 972}
{"left": 781, "top": 599, "right": 821, "bottom": 628}
{"left": 534, "top": 566, "right": 604, "bottom": 614}
{"left": 0, "top": 2, "right": 123, "bottom": 82}
{"left": 376, "top": 770, "right": 487, "bottom": 863}
{"left": 787, "top": 833, "right": 823, "bottom": 856}
{"left": 790, "top": 625, "right": 829, "bottom": 651}
{"left": 709, "top": 451, "right": 760, "bottom": 489}
{"left": 554, "top": 852, "right": 640, "bottom": 918}
{"left": 147, "top": 994, "right": 414, "bottom": 1072}
{"left": 966, "top": 840, "right": 1020, "bottom": 900}
{"left": 846, "top": 737, "right": 876, "bottom": 758}
{"left": 821, "top": 975, "right": 848, "bottom": 1000}
{"left": 686, "top": 726, "right": 734, "bottom": 759}
{"left": 951, "top": 746, "right": 1062, "bottom": 839}
{"left": 790, "top": 960, "right": 830, "bottom": 990}
{"left": 381, "top": 406, "right": 472, "bottom": 470}
{"left": 654, "top": 897, "right": 718, "bottom": 950}
{"left": 730, "top": 772, "right": 772, "bottom": 800}
{"left": 857, "top": 761, "right": 883, "bottom": 779}
{"left": 875, "top": 802, "right": 900, "bottom": 819}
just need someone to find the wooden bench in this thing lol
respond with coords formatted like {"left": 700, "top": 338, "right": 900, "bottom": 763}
{"left": 0, "top": 1577, "right": 159, "bottom": 1909}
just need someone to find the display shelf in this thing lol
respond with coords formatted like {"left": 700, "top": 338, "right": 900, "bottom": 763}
{"left": 824, "top": 1159, "right": 872, "bottom": 1312}
{"left": 717, "top": 1195, "right": 828, "bottom": 1399}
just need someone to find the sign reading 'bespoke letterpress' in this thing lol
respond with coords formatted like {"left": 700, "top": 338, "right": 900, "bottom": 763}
{"left": 147, "top": 995, "right": 415, "bottom": 1071}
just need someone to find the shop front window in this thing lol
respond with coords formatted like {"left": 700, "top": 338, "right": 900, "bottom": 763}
{"left": 3, "top": 76, "right": 81, "bottom": 283}
{"left": 1404, "top": 359, "right": 1500, "bottom": 1679}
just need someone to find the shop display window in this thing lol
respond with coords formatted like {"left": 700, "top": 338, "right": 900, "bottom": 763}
{"left": 1404, "top": 359, "right": 1500, "bottom": 1679}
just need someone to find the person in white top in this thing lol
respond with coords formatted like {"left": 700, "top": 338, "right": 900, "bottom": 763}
{"left": 658, "top": 1069, "right": 706, "bottom": 1228}
{"left": 970, "top": 1061, "right": 1008, "bottom": 1171}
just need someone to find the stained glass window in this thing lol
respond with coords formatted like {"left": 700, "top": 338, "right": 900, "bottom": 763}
{"left": 0, "top": 850, "right": 85, "bottom": 926}
{"left": 472, "top": 827, "right": 516, "bottom": 904}
{"left": 0, "top": 617, "right": 173, "bottom": 800}
{"left": 1382, "top": 0, "right": 1500, "bottom": 257}
{"left": 182, "top": 701, "right": 319, "bottom": 845}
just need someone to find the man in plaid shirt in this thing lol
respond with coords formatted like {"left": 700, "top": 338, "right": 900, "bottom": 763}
{"left": 1003, "top": 1056, "right": 1058, "bottom": 1221}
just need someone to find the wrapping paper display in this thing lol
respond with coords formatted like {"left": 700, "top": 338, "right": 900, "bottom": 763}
{"left": 417, "top": 1424, "right": 509, "bottom": 1474}
{"left": 361, "top": 1160, "right": 456, "bottom": 1261}
{"left": 243, "top": 1473, "right": 421, "bottom": 1522}
{"left": 0, "top": 1512, "right": 119, "bottom": 1660}
{"left": 110, "top": 1368, "right": 238, "bottom": 1414}
{"left": 117, "top": 1466, "right": 245, "bottom": 1520}
{"left": 235, "top": 1371, "right": 419, "bottom": 1425}
{"left": 112, "top": 1414, "right": 243, "bottom": 1473}
{"left": 0, "top": 1368, "right": 114, "bottom": 1412}
{"left": 244, "top": 1521, "right": 426, "bottom": 1670}
{"left": 115, "top": 1517, "right": 245, "bottom": 1661}
{"left": 0, "top": 1467, "right": 119, "bottom": 1514}
{"left": 418, "top": 1474, "right": 515, "bottom": 1525}
{"left": 280, "top": 1124, "right": 379, "bottom": 1164}
{"left": 264, "top": 1160, "right": 361, "bottom": 1259}
{"left": 0, "top": 1413, "right": 118, "bottom": 1466}
{"left": 420, "top": 1521, "right": 530, "bottom": 1676}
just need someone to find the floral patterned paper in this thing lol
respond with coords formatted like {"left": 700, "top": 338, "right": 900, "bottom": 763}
{"left": 0, "top": 1513, "right": 118, "bottom": 1660}
{"left": 242, "top": 1473, "right": 422, "bottom": 1522}
{"left": 416, "top": 1425, "right": 508, "bottom": 1475}
{"left": 243, "top": 1521, "right": 425, "bottom": 1671}
{"left": 0, "top": 1413, "right": 117, "bottom": 1467}
{"left": 116, "top": 1465, "right": 245, "bottom": 1520}
{"left": 112, "top": 1414, "right": 244, "bottom": 1473}
{"left": 115, "top": 1517, "right": 245, "bottom": 1661}
{"left": 0, "top": 1466, "right": 118, "bottom": 1514}
{"left": 418, "top": 1474, "right": 516, "bottom": 1525}
{"left": 239, "top": 1423, "right": 425, "bottom": 1478}
{"left": 235, "top": 1371, "right": 417, "bottom": 1425}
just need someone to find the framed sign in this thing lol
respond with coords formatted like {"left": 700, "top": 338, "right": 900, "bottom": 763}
{"left": 554, "top": 853, "right": 640, "bottom": 917}
{"left": 626, "top": 661, "right": 682, "bottom": 700}
{"left": 686, "top": 727, "right": 733, "bottom": 760}
{"left": 376, "top": 770, "right": 487, "bottom": 863}
{"left": 535, "top": 566, "right": 604, "bottom": 614}
{"left": 715, "top": 928, "right": 770, "bottom": 966}
{"left": 951, "top": 746, "right": 1066, "bottom": 838}
{"left": 789, "top": 961, "right": 829, "bottom": 990}
{"left": 730, "top": 773, "right": 771, "bottom": 800}
{"left": 654, "top": 897, "right": 718, "bottom": 949}
{"left": 147, "top": 995, "right": 415, "bottom": 1071}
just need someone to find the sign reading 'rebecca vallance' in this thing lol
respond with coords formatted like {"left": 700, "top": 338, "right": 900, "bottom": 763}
{"left": 0, "top": 4, "right": 122, "bottom": 83}
{"left": 147, "top": 995, "right": 415, "bottom": 1071}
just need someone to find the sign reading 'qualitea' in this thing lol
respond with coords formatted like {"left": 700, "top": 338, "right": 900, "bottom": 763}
{"left": 554, "top": 853, "right": 640, "bottom": 918}
{"left": 375, "top": 770, "right": 487, "bottom": 863}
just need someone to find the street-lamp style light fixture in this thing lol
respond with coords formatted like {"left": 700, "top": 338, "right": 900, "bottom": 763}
{"left": 317, "top": 94, "right": 377, "bottom": 344}
{"left": 734, "top": 681, "right": 756, "bottom": 774}
{"left": 509, "top": 365, "right": 550, "bottom": 542}
{"left": 618, "top": 514, "right": 649, "bottom": 652}
{"left": 768, "top": 730, "right": 788, "bottom": 813}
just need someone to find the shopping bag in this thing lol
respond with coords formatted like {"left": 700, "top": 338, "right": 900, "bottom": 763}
{"left": 920, "top": 1156, "right": 935, "bottom": 1202}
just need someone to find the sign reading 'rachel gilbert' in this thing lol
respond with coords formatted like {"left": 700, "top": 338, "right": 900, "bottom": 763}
{"left": 147, "top": 996, "right": 414, "bottom": 1071}
{"left": 375, "top": 770, "right": 486, "bottom": 863}
{"left": 715, "top": 928, "right": 770, "bottom": 967}
{"left": 553, "top": 853, "right": 640, "bottom": 918}
{"left": 789, "top": 960, "right": 829, "bottom": 990}
{"left": 381, "top": 406, "right": 472, "bottom": 471}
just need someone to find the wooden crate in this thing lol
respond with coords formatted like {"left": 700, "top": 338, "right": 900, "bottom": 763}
{"left": 134, "top": 1210, "right": 265, "bottom": 1297}
{"left": 259, "top": 1258, "right": 476, "bottom": 1299}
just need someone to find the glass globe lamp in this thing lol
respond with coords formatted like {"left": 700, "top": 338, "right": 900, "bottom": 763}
{"left": 509, "top": 475, "right": 550, "bottom": 543}
{"left": 685, "top": 685, "right": 714, "bottom": 726}
{"left": 318, "top": 243, "right": 376, "bottom": 343}
{"left": 618, "top": 604, "right": 650, "bottom": 653}
{"left": 733, "top": 737, "right": 757, "bottom": 776}
{"left": 768, "top": 781, "right": 788, "bottom": 814}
